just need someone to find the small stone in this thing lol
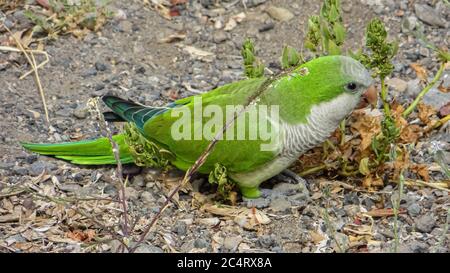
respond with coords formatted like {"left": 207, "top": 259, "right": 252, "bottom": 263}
{"left": 173, "top": 221, "right": 188, "bottom": 236}
{"left": 194, "top": 238, "right": 209, "bottom": 249}
{"left": 198, "top": 217, "right": 220, "bottom": 226}
{"left": 125, "top": 187, "right": 139, "bottom": 200}
{"left": 259, "top": 22, "right": 275, "bottom": 32}
{"left": 134, "top": 244, "right": 163, "bottom": 253}
{"left": 406, "top": 79, "right": 422, "bottom": 98}
{"left": 386, "top": 78, "right": 408, "bottom": 92}
{"left": 29, "top": 161, "right": 56, "bottom": 176}
{"left": 82, "top": 67, "right": 97, "bottom": 77}
{"left": 407, "top": 203, "right": 421, "bottom": 217}
{"left": 58, "top": 183, "right": 82, "bottom": 192}
{"left": 423, "top": 82, "right": 450, "bottom": 110}
{"left": 13, "top": 166, "right": 28, "bottom": 176}
{"left": 95, "top": 62, "right": 108, "bottom": 72}
{"left": 272, "top": 182, "right": 307, "bottom": 196}
{"left": 401, "top": 16, "right": 419, "bottom": 33}
{"left": 132, "top": 175, "right": 145, "bottom": 187}
{"left": 243, "top": 197, "right": 270, "bottom": 208}
{"left": 223, "top": 236, "right": 242, "bottom": 251}
{"left": 258, "top": 235, "right": 275, "bottom": 248}
{"left": 414, "top": 4, "right": 446, "bottom": 27}
{"left": 265, "top": 6, "right": 294, "bottom": 22}
{"left": 408, "top": 241, "right": 428, "bottom": 253}
{"left": 117, "top": 20, "right": 133, "bottom": 33}
{"left": 269, "top": 196, "right": 291, "bottom": 213}
{"left": 0, "top": 162, "right": 15, "bottom": 170}
{"left": 213, "top": 31, "right": 228, "bottom": 43}
{"left": 73, "top": 106, "right": 89, "bottom": 119}
{"left": 343, "top": 192, "right": 360, "bottom": 205}
{"left": 415, "top": 214, "right": 436, "bottom": 233}
{"left": 140, "top": 191, "right": 155, "bottom": 204}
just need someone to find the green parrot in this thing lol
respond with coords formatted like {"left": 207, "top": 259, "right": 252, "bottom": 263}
{"left": 22, "top": 55, "right": 374, "bottom": 198}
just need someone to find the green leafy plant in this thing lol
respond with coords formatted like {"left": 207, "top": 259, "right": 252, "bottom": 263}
{"left": 305, "top": 0, "right": 346, "bottom": 55}
{"left": 24, "top": 0, "right": 112, "bottom": 39}
{"left": 241, "top": 38, "right": 265, "bottom": 78}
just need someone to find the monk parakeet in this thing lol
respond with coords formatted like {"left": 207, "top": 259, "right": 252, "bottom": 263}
{"left": 22, "top": 55, "right": 374, "bottom": 198}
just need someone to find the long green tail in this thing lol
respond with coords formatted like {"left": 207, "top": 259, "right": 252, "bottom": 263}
{"left": 21, "top": 134, "right": 134, "bottom": 165}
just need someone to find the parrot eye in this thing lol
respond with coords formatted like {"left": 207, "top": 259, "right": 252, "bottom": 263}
{"left": 346, "top": 82, "right": 358, "bottom": 92}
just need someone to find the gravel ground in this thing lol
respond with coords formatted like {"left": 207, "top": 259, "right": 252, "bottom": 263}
{"left": 0, "top": 0, "right": 449, "bottom": 253}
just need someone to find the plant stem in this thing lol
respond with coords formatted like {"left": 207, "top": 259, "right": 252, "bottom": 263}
{"left": 380, "top": 78, "right": 390, "bottom": 116}
{"left": 402, "top": 62, "right": 447, "bottom": 117}
{"left": 392, "top": 172, "right": 404, "bottom": 253}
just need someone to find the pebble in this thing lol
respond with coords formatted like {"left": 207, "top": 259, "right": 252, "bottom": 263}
{"left": 173, "top": 221, "right": 188, "bottom": 236}
{"left": 265, "top": 6, "right": 294, "bottom": 22}
{"left": 13, "top": 166, "right": 28, "bottom": 176}
{"left": 132, "top": 175, "right": 145, "bottom": 187}
{"left": 198, "top": 217, "right": 220, "bottom": 226}
{"left": 194, "top": 238, "right": 209, "bottom": 249}
{"left": 140, "top": 191, "right": 155, "bottom": 204}
{"left": 213, "top": 31, "right": 228, "bottom": 43}
{"left": 134, "top": 244, "right": 163, "bottom": 253}
{"left": 243, "top": 197, "right": 270, "bottom": 208}
{"left": 29, "top": 161, "right": 56, "bottom": 176}
{"left": 0, "top": 162, "right": 15, "bottom": 170}
{"left": 95, "top": 62, "right": 109, "bottom": 72}
{"left": 223, "top": 236, "right": 242, "bottom": 251}
{"left": 117, "top": 20, "right": 133, "bottom": 33}
{"left": 269, "top": 196, "right": 291, "bottom": 213}
{"left": 124, "top": 187, "right": 139, "bottom": 200}
{"left": 386, "top": 78, "right": 408, "bottom": 93}
{"left": 414, "top": 4, "right": 446, "bottom": 28}
{"left": 407, "top": 203, "right": 422, "bottom": 217}
{"left": 415, "top": 214, "right": 436, "bottom": 233}
{"left": 406, "top": 79, "right": 422, "bottom": 98}
{"left": 73, "top": 106, "right": 89, "bottom": 119}
{"left": 258, "top": 235, "right": 275, "bottom": 248}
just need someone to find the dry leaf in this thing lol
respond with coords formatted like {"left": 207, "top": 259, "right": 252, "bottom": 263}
{"left": 159, "top": 32, "right": 186, "bottom": 43}
{"left": 365, "top": 208, "right": 405, "bottom": 217}
{"left": 399, "top": 124, "right": 422, "bottom": 143}
{"left": 410, "top": 164, "right": 430, "bottom": 181}
{"left": 309, "top": 230, "right": 326, "bottom": 244}
{"left": 202, "top": 204, "right": 270, "bottom": 230}
{"left": 362, "top": 176, "right": 383, "bottom": 188}
{"left": 417, "top": 103, "right": 437, "bottom": 124}
{"left": 179, "top": 45, "right": 215, "bottom": 62}
{"left": 437, "top": 80, "right": 449, "bottom": 93}
{"left": 351, "top": 112, "right": 381, "bottom": 151}
{"left": 66, "top": 229, "right": 96, "bottom": 242}
{"left": 410, "top": 63, "right": 428, "bottom": 83}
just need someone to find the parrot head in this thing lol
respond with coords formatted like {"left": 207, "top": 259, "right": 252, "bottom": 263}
{"left": 264, "top": 55, "right": 375, "bottom": 125}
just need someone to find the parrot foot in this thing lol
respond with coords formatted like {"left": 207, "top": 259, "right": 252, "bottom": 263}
{"left": 279, "top": 169, "right": 307, "bottom": 185}
{"left": 239, "top": 186, "right": 261, "bottom": 199}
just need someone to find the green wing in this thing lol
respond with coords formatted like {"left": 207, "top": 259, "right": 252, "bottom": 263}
{"left": 144, "top": 77, "right": 281, "bottom": 174}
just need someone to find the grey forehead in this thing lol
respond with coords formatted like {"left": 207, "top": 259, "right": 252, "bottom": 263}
{"left": 340, "top": 56, "right": 373, "bottom": 86}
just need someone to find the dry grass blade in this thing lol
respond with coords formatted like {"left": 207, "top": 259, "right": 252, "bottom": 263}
{"left": 1, "top": 26, "right": 50, "bottom": 124}
{"left": 0, "top": 46, "right": 49, "bottom": 79}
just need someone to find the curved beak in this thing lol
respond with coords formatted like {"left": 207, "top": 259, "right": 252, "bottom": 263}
{"left": 356, "top": 85, "right": 378, "bottom": 109}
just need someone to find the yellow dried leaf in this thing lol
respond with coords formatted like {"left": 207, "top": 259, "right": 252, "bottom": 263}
{"left": 399, "top": 124, "right": 422, "bottom": 143}
{"left": 351, "top": 113, "right": 381, "bottom": 151}
{"left": 410, "top": 164, "right": 430, "bottom": 181}
{"left": 437, "top": 81, "right": 449, "bottom": 93}
{"left": 417, "top": 103, "right": 437, "bottom": 124}
{"left": 410, "top": 63, "right": 428, "bottom": 82}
